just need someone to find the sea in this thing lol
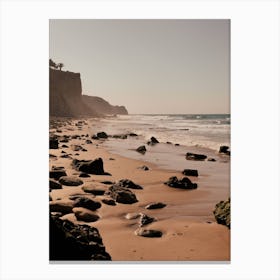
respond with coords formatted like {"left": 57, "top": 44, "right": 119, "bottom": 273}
{"left": 90, "top": 114, "right": 230, "bottom": 171}
{"left": 95, "top": 114, "right": 230, "bottom": 151}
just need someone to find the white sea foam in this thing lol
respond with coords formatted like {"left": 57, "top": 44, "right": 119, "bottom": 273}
{"left": 99, "top": 114, "right": 230, "bottom": 151}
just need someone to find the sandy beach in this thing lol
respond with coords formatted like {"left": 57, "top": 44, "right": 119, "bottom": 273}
{"left": 49, "top": 117, "right": 230, "bottom": 261}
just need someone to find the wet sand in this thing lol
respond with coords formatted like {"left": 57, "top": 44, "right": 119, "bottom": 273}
{"left": 49, "top": 117, "right": 230, "bottom": 261}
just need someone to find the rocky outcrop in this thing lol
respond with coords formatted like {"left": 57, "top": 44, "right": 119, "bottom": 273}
{"left": 213, "top": 198, "right": 230, "bottom": 229}
{"left": 83, "top": 95, "right": 128, "bottom": 115}
{"left": 49, "top": 215, "right": 111, "bottom": 260}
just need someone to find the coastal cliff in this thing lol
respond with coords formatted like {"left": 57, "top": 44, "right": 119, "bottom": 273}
{"left": 49, "top": 68, "right": 96, "bottom": 117}
{"left": 49, "top": 68, "right": 128, "bottom": 117}
{"left": 83, "top": 95, "right": 128, "bottom": 115}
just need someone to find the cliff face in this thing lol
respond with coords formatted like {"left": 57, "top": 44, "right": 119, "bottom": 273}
{"left": 49, "top": 69, "right": 97, "bottom": 117}
{"left": 82, "top": 95, "right": 128, "bottom": 115}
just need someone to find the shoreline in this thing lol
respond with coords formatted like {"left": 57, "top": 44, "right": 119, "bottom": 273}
{"left": 49, "top": 117, "right": 230, "bottom": 261}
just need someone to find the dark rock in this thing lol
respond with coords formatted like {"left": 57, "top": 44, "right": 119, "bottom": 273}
{"left": 79, "top": 172, "right": 90, "bottom": 178}
{"left": 51, "top": 166, "right": 65, "bottom": 171}
{"left": 213, "top": 198, "right": 230, "bottom": 229}
{"left": 49, "top": 195, "right": 52, "bottom": 201}
{"left": 139, "top": 165, "right": 149, "bottom": 171}
{"left": 49, "top": 215, "right": 111, "bottom": 260}
{"left": 60, "top": 154, "right": 72, "bottom": 158}
{"left": 107, "top": 185, "right": 138, "bottom": 204}
{"left": 69, "top": 194, "right": 95, "bottom": 200}
{"left": 73, "top": 197, "right": 101, "bottom": 211}
{"left": 49, "top": 169, "right": 67, "bottom": 180}
{"left": 175, "top": 143, "right": 180, "bottom": 146}
{"left": 50, "top": 137, "right": 59, "bottom": 149}
{"left": 71, "top": 134, "right": 81, "bottom": 139}
{"left": 114, "top": 179, "right": 143, "bottom": 190}
{"left": 72, "top": 158, "right": 105, "bottom": 175}
{"left": 219, "top": 145, "right": 229, "bottom": 154}
{"left": 49, "top": 154, "right": 57, "bottom": 159}
{"left": 61, "top": 150, "right": 66, "bottom": 154}
{"left": 166, "top": 141, "right": 172, "bottom": 144}
{"left": 109, "top": 158, "right": 115, "bottom": 160}
{"left": 145, "top": 202, "right": 166, "bottom": 210}
{"left": 49, "top": 179, "right": 62, "bottom": 189}
{"left": 75, "top": 153, "right": 80, "bottom": 156}
{"left": 150, "top": 136, "right": 159, "bottom": 144}
{"left": 59, "top": 176, "right": 83, "bottom": 186}
{"left": 81, "top": 148, "right": 87, "bottom": 152}
{"left": 139, "top": 213, "right": 156, "bottom": 227}
{"left": 101, "top": 199, "right": 116, "bottom": 206}
{"left": 61, "top": 144, "right": 69, "bottom": 148}
{"left": 91, "top": 134, "right": 99, "bottom": 140}
{"left": 97, "top": 132, "right": 108, "bottom": 139}
{"left": 112, "top": 134, "right": 127, "bottom": 139}
{"left": 182, "top": 169, "right": 198, "bottom": 177}
{"left": 207, "top": 158, "right": 216, "bottom": 162}
{"left": 101, "top": 180, "right": 114, "bottom": 185}
{"left": 164, "top": 176, "right": 197, "bottom": 190}
{"left": 73, "top": 207, "right": 100, "bottom": 222}
{"left": 128, "top": 133, "right": 138, "bottom": 137}
{"left": 85, "top": 139, "right": 93, "bottom": 144}
{"left": 49, "top": 200, "right": 74, "bottom": 214}
{"left": 82, "top": 185, "right": 107, "bottom": 195}
{"left": 135, "top": 228, "right": 162, "bottom": 238}
{"left": 136, "top": 145, "right": 146, "bottom": 154}
{"left": 186, "top": 152, "right": 207, "bottom": 161}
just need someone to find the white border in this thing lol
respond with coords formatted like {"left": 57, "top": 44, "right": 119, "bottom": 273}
{"left": 0, "top": 0, "right": 279, "bottom": 279}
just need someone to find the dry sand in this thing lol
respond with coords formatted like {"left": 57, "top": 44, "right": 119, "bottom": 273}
{"left": 49, "top": 118, "right": 230, "bottom": 261}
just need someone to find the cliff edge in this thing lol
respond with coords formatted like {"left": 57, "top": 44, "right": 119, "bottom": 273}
{"left": 83, "top": 95, "right": 128, "bottom": 115}
{"left": 49, "top": 67, "right": 128, "bottom": 117}
{"left": 49, "top": 68, "right": 96, "bottom": 117}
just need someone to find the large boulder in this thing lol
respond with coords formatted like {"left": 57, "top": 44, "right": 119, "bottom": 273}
{"left": 82, "top": 184, "right": 107, "bottom": 195}
{"left": 49, "top": 200, "right": 74, "bottom": 214}
{"left": 59, "top": 176, "right": 83, "bottom": 186}
{"left": 213, "top": 198, "right": 230, "bottom": 229}
{"left": 49, "top": 169, "right": 67, "bottom": 180}
{"left": 72, "top": 158, "right": 105, "bottom": 175}
{"left": 49, "top": 215, "right": 111, "bottom": 260}
{"left": 73, "top": 207, "right": 100, "bottom": 222}
{"left": 164, "top": 176, "right": 197, "bottom": 189}
{"left": 182, "top": 169, "right": 198, "bottom": 177}
{"left": 114, "top": 179, "right": 143, "bottom": 190}
{"left": 73, "top": 197, "right": 101, "bottom": 211}
{"left": 50, "top": 137, "right": 59, "bottom": 149}
{"left": 107, "top": 185, "right": 138, "bottom": 204}
{"left": 186, "top": 152, "right": 207, "bottom": 161}
{"left": 49, "top": 179, "right": 62, "bottom": 190}
{"left": 101, "top": 199, "right": 116, "bottom": 206}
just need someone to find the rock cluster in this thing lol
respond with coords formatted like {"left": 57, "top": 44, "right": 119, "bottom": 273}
{"left": 50, "top": 215, "right": 111, "bottom": 260}
{"left": 164, "top": 176, "right": 197, "bottom": 189}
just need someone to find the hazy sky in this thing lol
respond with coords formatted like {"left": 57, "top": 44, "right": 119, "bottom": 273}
{"left": 50, "top": 20, "right": 230, "bottom": 114}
